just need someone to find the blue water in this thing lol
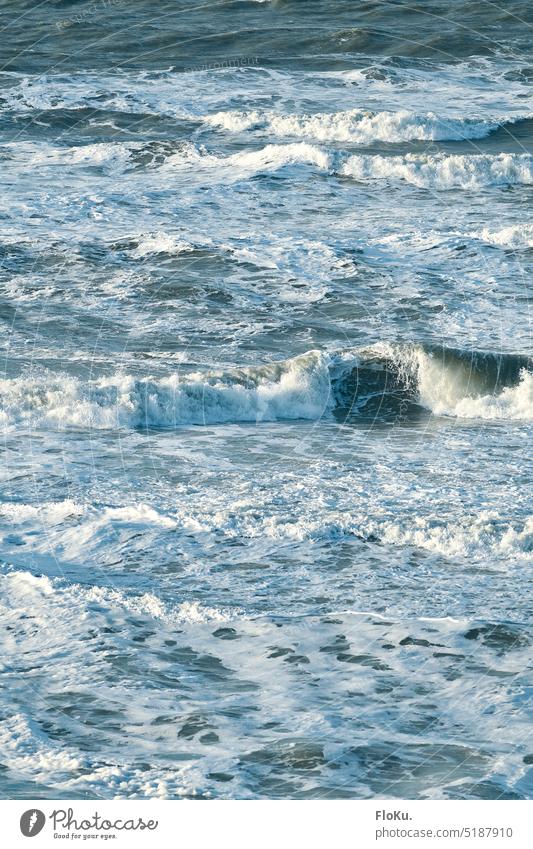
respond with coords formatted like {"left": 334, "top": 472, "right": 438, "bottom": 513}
{"left": 0, "top": 1, "right": 531, "bottom": 799}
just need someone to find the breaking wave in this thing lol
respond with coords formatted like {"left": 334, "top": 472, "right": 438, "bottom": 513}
{"left": 162, "top": 141, "right": 330, "bottom": 176}
{"left": 6, "top": 140, "right": 533, "bottom": 193}
{"left": 341, "top": 152, "right": 533, "bottom": 189}
{"left": 205, "top": 108, "right": 522, "bottom": 143}
{"left": 1, "top": 139, "right": 330, "bottom": 181}
{"left": 0, "top": 352, "right": 332, "bottom": 430}
{"left": 0, "top": 345, "right": 531, "bottom": 430}
{"left": 475, "top": 224, "right": 533, "bottom": 249}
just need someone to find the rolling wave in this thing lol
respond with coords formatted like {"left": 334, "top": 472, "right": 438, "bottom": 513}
{"left": 341, "top": 152, "right": 533, "bottom": 189}
{"left": 1, "top": 345, "right": 531, "bottom": 431}
{"left": 475, "top": 224, "right": 533, "bottom": 249}
{"left": 1, "top": 60, "right": 531, "bottom": 121}
{"left": 162, "top": 141, "right": 331, "bottom": 175}
{"left": 1, "top": 139, "right": 330, "bottom": 179}
{"left": 205, "top": 108, "right": 524, "bottom": 143}
{"left": 6, "top": 139, "right": 533, "bottom": 191}
{"left": 331, "top": 344, "right": 533, "bottom": 420}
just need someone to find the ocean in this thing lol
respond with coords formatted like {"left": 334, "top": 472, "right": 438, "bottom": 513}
{"left": 0, "top": 0, "right": 531, "bottom": 800}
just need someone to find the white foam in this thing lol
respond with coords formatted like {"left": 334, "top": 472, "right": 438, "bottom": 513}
{"left": 205, "top": 107, "right": 509, "bottom": 143}
{"left": 0, "top": 501, "right": 177, "bottom": 568}
{"left": 0, "top": 711, "right": 211, "bottom": 799}
{"left": 0, "top": 351, "right": 333, "bottom": 430}
{"left": 340, "top": 152, "right": 533, "bottom": 189}
{"left": 224, "top": 233, "right": 357, "bottom": 285}
{"left": 499, "top": 516, "right": 533, "bottom": 553}
{"left": 2, "top": 139, "right": 329, "bottom": 183}
{"left": 415, "top": 353, "right": 533, "bottom": 421}
{"left": 5, "top": 571, "right": 55, "bottom": 596}
{"left": 163, "top": 142, "right": 330, "bottom": 178}
{"left": 82, "top": 586, "right": 229, "bottom": 624}
{"left": 0, "top": 499, "right": 83, "bottom": 524}
{"left": 258, "top": 511, "right": 533, "bottom": 559}
{"left": 129, "top": 233, "right": 195, "bottom": 257}
{"left": 4, "top": 141, "right": 134, "bottom": 173}
{"left": 377, "top": 513, "right": 533, "bottom": 558}
{"left": 476, "top": 224, "right": 533, "bottom": 249}
{"left": 2, "top": 568, "right": 233, "bottom": 625}
{"left": 2, "top": 62, "right": 529, "bottom": 125}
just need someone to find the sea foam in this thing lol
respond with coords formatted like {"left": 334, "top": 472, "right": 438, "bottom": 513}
{"left": 340, "top": 152, "right": 533, "bottom": 189}
{"left": 475, "top": 223, "right": 533, "bottom": 249}
{"left": 0, "top": 352, "right": 333, "bottom": 430}
{"left": 163, "top": 141, "right": 330, "bottom": 177}
{"left": 1, "top": 345, "right": 531, "bottom": 431}
{"left": 205, "top": 107, "right": 515, "bottom": 143}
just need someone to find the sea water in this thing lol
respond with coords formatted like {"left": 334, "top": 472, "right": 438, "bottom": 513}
{"left": 0, "top": 0, "right": 531, "bottom": 799}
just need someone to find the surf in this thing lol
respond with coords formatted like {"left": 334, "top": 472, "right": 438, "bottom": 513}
{"left": 1, "top": 345, "right": 531, "bottom": 431}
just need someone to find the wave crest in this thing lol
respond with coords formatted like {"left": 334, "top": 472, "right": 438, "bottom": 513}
{"left": 205, "top": 108, "right": 516, "bottom": 143}
{"left": 341, "top": 152, "right": 533, "bottom": 189}
{"left": 1, "top": 345, "right": 531, "bottom": 430}
{"left": 0, "top": 352, "right": 333, "bottom": 430}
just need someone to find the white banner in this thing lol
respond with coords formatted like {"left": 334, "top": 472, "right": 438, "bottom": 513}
{"left": 1, "top": 799, "right": 531, "bottom": 848}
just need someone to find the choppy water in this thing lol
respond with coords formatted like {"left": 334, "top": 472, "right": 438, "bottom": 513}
{"left": 0, "top": 1, "right": 532, "bottom": 800}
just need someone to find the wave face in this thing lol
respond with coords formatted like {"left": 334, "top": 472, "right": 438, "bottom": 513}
{"left": 1, "top": 346, "right": 531, "bottom": 430}
{"left": 333, "top": 345, "right": 533, "bottom": 421}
